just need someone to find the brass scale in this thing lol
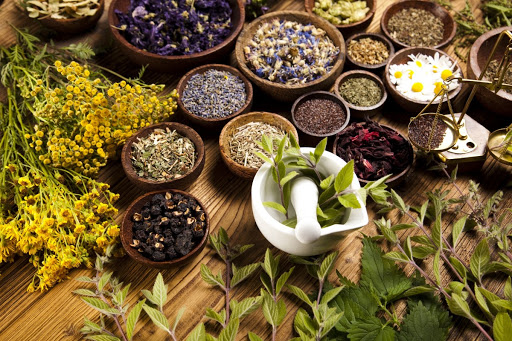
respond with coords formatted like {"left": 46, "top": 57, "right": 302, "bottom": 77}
{"left": 408, "top": 30, "right": 512, "bottom": 166}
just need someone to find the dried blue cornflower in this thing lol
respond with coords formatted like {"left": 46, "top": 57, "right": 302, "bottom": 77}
{"left": 115, "top": 0, "right": 233, "bottom": 56}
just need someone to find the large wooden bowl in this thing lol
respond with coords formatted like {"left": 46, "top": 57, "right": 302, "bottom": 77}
{"left": 334, "top": 70, "right": 387, "bottom": 118}
{"left": 345, "top": 32, "right": 395, "bottom": 72}
{"left": 177, "top": 64, "right": 253, "bottom": 130}
{"left": 384, "top": 47, "right": 463, "bottom": 114}
{"left": 108, "top": 0, "right": 245, "bottom": 72}
{"left": 35, "top": 0, "right": 104, "bottom": 35}
{"left": 305, "top": 0, "right": 376, "bottom": 37}
{"left": 381, "top": 0, "right": 456, "bottom": 50}
{"left": 235, "top": 11, "right": 345, "bottom": 102}
{"left": 468, "top": 26, "right": 512, "bottom": 117}
{"left": 219, "top": 112, "right": 299, "bottom": 179}
{"left": 121, "top": 122, "right": 205, "bottom": 191}
{"left": 121, "top": 189, "right": 209, "bottom": 269}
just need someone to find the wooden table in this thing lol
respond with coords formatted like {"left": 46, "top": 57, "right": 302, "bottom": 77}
{"left": 0, "top": 0, "right": 510, "bottom": 340}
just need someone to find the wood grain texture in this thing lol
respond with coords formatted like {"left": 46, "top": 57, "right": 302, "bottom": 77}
{"left": 0, "top": 1, "right": 509, "bottom": 340}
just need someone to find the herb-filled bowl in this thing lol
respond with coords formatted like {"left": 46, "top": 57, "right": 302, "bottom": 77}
{"left": 121, "top": 122, "right": 205, "bottom": 191}
{"left": 234, "top": 10, "right": 345, "bottom": 102}
{"left": 345, "top": 32, "right": 395, "bottom": 72}
{"left": 384, "top": 47, "right": 463, "bottom": 114}
{"left": 121, "top": 189, "right": 209, "bottom": 268}
{"left": 219, "top": 112, "right": 299, "bottom": 179}
{"left": 108, "top": 0, "right": 245, "bottom": 72}
{"left": 304, "top": 0, "right": 376, "bottom": 37}
{"left": 334, "top": 70, "right": 387, "bottom": 118}
{"left": 177, "top": 64, "right": 254, "bottom": 129}
{"left": 251, "top": 147, "right": 368, "bottom": 256}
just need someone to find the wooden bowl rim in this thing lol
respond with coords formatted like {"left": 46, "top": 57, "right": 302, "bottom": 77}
{"left": 304, "top": 0, "right": 376, "bottom": 30}
{"left": 235, "top": 10, "right": 345, "bottom": 91}
{"left": 219, "top": 111, "right": 299, "bottom": 176}
{"left": 332, "top": 121, "right": 414, "bottom": 184}
{"left": 177, "top": 64, "right": 254, "bottom": 123}
{"left": 291, "top": 90, "right": 351, "bottom": 137}
{"left": 469, "top": 26, "right": 512, "bottom": 101}
{"left": 345, "top": 32, "right": 395, "bottom": 69}
{"left": 121, "top": 189, "right": 210, "bottom": 267}
{"left": 380, "top": 0, "right": 457, "bottom": 50}
{"left": 108, "top": 0, "right": 245, "bottom": 60}
{"left": 37, "top": 0, "right": 104, "bottom": 23}
{"left": 121, "top": 122, "right": 205, "bottom": 186}
{"left": 383, "top": 46, "right": 463, "bottom": 105}
{"left": 334, "top": 70, "right": 388, "bottom": 112}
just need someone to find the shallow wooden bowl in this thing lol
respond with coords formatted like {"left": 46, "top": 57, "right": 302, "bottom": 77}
{"left": 235, "top": 10, "right": 345, "bottom": 102}
{"left": 219, "top": 112, "right": 299, "bottom": 179}
{"left": 35, "top": 0, "right": 104, "bottom": 35}
{"left": 305, "top": 0, "right": 376, "bottom": 37}
{"left": 121, "top": 189, "right": 209, "bottom": 269}
{"left": 468, "top": 26, "right": 512, "bottom": 117}
{"left": 381, "top": 0, "right": 456, "bottom": 50}
{"left": 334, "top": 70, "right": 387, "bottom": 118}
{"left": 345, "top": 32, "right": 395, "bottom": 72}
{"left": 121, "top": 122, "right": 205, "bottom": 191}
{"left": 384, "top": 47, "right": 463, "bottom": 114}
{"left": 108, "top": 0, "right": 245, "bottom": 72}
{"left": 177, "top": 64, "right": 253, "bottom": 130}
{"left": 332, "top": 122, "right": 414, "bottom": 187}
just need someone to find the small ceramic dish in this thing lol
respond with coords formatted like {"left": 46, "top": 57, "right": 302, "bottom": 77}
{"left": 251, "top": 147, "right": 368, "bottom": 256}
{"left": 291, "top": 91, "right": 350, "bottom": 145}
{"left": 219, "top": 112, "right": 299, "bottom": 179}
{"left": 381, "top": 0, "right": 456, "bottom": 50}
{"left": 345, "top": 32, "right": 395, "bottom": 72}
{"left": 334, "top": 70, "right": 387, "bottom": 118}
{"left": 383, "top": 47, "right": 463, "bottom": 114}
{"left": 305, "top": 0, "right": 376, "bottom": 37}
{"left": 177, "top": 64, "right": 253, "bottom": 129}
{"left": 121, "top": 122, "right": 205, "bottom": 191}
{"left": 468, "top": 26, "right": 512, "bottom": 117}
{"left": 234, "top": 10, "right": 345, "bottom": 102}
{"left": 121, "top": 189, "right": 209, "bottom": 268}
{"left": 108, "top": 0, "right": 245, "bottom": 72}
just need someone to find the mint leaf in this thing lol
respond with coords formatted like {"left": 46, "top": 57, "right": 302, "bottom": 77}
{"left": 398, "top": 301, "right": 451, "bottom": 341}
{"left": 334, "top": 160, "right": 354, "bottom": 193}
{"left": 347, "top": 316, "right": 395, "bottom": 341}
{"left": 494, "top": 312, "right": 512, "bottom": 341}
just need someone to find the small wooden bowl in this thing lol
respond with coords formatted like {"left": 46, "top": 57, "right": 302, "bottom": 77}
{"left": 292, "top": 91, "right": 350, "bottom": 145}
{"left": 334, "top": 70, "right": 387, "bottom": 118}
{"left": 177, "top": 64, "right": 253, "bottom": 129}
{"left": 345, "top": 32, "right": 395, "bottom": 72}
{"left": 332, "top": 122, "right": 414, "bottom": 187}
{"left": 381, "top": 0, "right": 456, "bottom": 50}
{"left": 121, "top": 189, "right": 209, "bottom": 269}
{"left": 235, "top": 10, "right": 345, "bottom": 102}
{"left": 219, "top": 112, "right": 299, "bottom": 179}
{"left": 108, "top": 0, "right": 245, "bottom": 72}
{"left": 384, "top": 47, "right": 463, "bottom": 114}
{"left": 468, "top": 26, "right": 512, "bottom": 117}
{"left": 305, "top": 0, "right": 376, "bottom": 37}
{"left": 121, "top": 122, "right": 205, "bottom": 191}
{"left": 35, "top": 0, "right": 104, "bottom": 35}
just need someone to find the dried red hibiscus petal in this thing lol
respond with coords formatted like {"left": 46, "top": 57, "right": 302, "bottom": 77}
{"left": 335, "top": 121, "right": 412, "bottom": 181}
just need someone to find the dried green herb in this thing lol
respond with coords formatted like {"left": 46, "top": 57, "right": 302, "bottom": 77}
{"left": 339, "top": 77, "right": 382, "bottom": 107}
{"left": 484, "top": 59, "right": 512, "bottom": 94}
{"left": 387, "top": 8, "right": 444, "bottom": 47}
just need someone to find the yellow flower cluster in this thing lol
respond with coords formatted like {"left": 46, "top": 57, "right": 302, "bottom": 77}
{"left": 30, "top": 61, "right": 178, "bottom": 177}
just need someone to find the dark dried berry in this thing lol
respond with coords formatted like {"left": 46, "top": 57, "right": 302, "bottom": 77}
{"left": 154, "top": 225, "right": 163, "bottom": 235}
{"left": 135, "top": 230, "right": 146, "bottom": 240}
{"left": 166, "top": 246, "right": 178, "bottom": 260}
{"left": 163, "top": 228, "right": 174, "bottom": 237}
{"left": 152, "top": 251, "right": 165, "bottom": 261}
{"left": 171, "top": 224, "right": 184, "bottom": 235}
{"left": 152, "top": 194, "right": 165, "bottom": 205}
{"left": 144, "top": 245, "right": 154, "bottom": 254}
{"left": 150, "top": 205, "right": 162, "bottom": 216}
{"left": 174, "top": 194, "right": 184, "bottom": 201}
{"left": 132, "top": 213, "right": 143, "bottom": 222}
{"left": 143, "top": 201, "right": 151, "bottom": 209}
{"left": 141, "top": 207, "right": 151, "bottom": 218}
{"left": 192, "top": 226, "right": 205, "bottom": 239}
{"left": 133, "top": 222, "right": 144, "bottom": 230}
{"left": 165, "top": 192, "right": 173, "bottom": 200}
{"left": 164, "top": 236, "right": 175, "bottom": 245}
{"left": 176, "top": 230, "right": 193, "bottom": 256}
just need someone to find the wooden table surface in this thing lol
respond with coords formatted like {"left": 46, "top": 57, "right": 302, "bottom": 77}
{"left": 1, "top": 0, "right": 511, "bottom": 340}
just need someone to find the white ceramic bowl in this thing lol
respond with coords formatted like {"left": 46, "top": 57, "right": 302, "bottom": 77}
{"left": 251, "top": 147, "right": 368, "bottom": 256}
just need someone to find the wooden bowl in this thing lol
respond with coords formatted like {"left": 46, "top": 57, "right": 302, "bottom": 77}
{"left": 219, "top": 112, "right": 299, "bottom": 179}
{"left": 468, "top": 26, "right": 512, "bottom": 117}
{"left": 34, "top": 0, "right": 104, "bottom": 35}
{"left": 345, "top": 32, "right": 395, "bottom": 72}
{"left": 305, "top": 0, "right": 376, "bottom": 37}
{"left": 333, "top": 122, "right": 414, "bottom": 187}
{"left": 121, "top": 122, "right": 205, "bottom": 191}
{"left": 235, "top": 10, "right": 345, "bottom": 102}
{"left": 384, "top": 47, "right": 463, "bottom": 114}
{"left": 108, "top": 0, "right": 245, "bottom": 72}
{"left": 334, "top": 70, "right": 387, "bottom": 118}
{"left": 121, "top": 189, "right": 209, "bottom": 269}
{"left": 177, "top": 64, "right": 253, "bottom": 130}
{"left": 381, "top": 0, "right": 456, "bottom": 50}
